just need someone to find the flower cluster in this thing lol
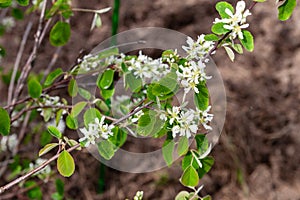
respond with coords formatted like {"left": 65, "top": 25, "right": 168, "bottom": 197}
{"left": 127, "top": 51, "right": 170, "bottom": 82}
{"left": 176, "top": 60, "right": 211, "bottom": 100}
{"left": 0, "top": 134, "right": 18, "bottom": 152}
{"left": 37, "top": 95, "right": 67, "bottom": 121}
{"left": 166, "top": 106, "right": 214, "bottom": 139}
{"left": 29, "top": 158, "right": 51, "bottom": 179}
{"left": 1, "top": 17, "right": 16, "bottom": 32}
{"left": 79, "top": 117, "right": 114, "bottom": 147}
{"left": 182, "top": 34, "right": 215, "bottom": 61}
{"left": 214, "top": 1, "right": 251, "bottom": 40}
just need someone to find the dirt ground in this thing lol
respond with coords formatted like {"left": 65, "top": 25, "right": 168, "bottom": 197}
{"left": 1, "top": 0, "right": 300, "bottom": 199}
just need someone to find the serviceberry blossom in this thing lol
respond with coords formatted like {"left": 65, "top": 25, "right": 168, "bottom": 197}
{"left": 196, "top": 106, "right": 214, "bottom": 130}
{"left": 133, "top": 191, "right": 144, "bottom": 200}
{"left": 0, "top": 134, "right": 18, "bottom": 152}
{"left": 1, "top": 17, "right": 16, "bottom": 31}
{"left": 214, "top": 0, "right": 251, "bottom": 40}
{"left": 177, "top": 60, "right": 211, "bottom": 101}
{"left": 172, "top": 109, "right": 198, "bottom": 139}
{"left": 131, "top": 110, "right": 144, "bottom": 123}
{"left": 37, "top": 95, "right": 67, "bottom": 120}
{"left": 29, "top": 158, "right": 51, "bottom": 177}
{"left": 79, "top": 117, "right": 114, "bottom": 147}
{"left": 182, "top": 34, "right": 215, "bottom": 60}
{"left": 167, "top": 106, "right": 180, "bottom": 125}
{"left": 127, "top": 51, "right": 170, "bottom": 81}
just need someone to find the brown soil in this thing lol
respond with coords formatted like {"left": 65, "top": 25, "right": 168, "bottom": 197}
{"left": 1, "top": 0, "right": 300, "bottom": 199}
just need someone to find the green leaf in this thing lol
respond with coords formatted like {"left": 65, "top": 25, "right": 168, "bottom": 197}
{"left": 216, "top": 1, "right": 234, "bottom": 19}
{"left": 83, "top": 108, "right": 101, "bottom": 127}
{"left": 175, "top": 191, "right": 190, "bottom": 200}
{"left": 55, "top": 178, "right": 64, "bottom": 196}
{"left": 232, "top": 43, "right": 243, "bottom": 54}
{"left": 181, "top": 166, "right": 199, "bottom": 187}
{"left": 0, "top": 0, "right": 12, "bottom": 8}
{"left": 97, "top": 140, "right": 115, "bottom": 160}
{"left": 55, "top": 109, "right": 63, "bottom": 126}
{"left": 137, "top": 110, "right": 165, "bottom": 136}
{"left": 239, "top": 30, "right": 254, "bottom": 52}
{"left": 253, "top": 0, "right": 266, "bottom": 2}
{"left": 97, "top": 47, "right": 119, "bottom": 60}
{"left": 91, "top": 13, "right": 102, "bottom": 30}
{"left": 197, "top": 156, "right": 214, "bottom": 178}
{"left": 28, "top": 78, "right": 42, "bottom": 98}
{"left": 151, "top": 72, "right": 178, "bottom": 99}
{"left": 177, "top": 136, "right": 189, "bottom": 156}
{"left": 100, "top": 86, "right": 115, "bottom": 100}
{"left": 204, "top": 34, "right": 219, "bottom": 41}
{"left": 66, "top": 115, "right": 78, "bottom": 130}
{"left": 194, "top": 82, "right": 209, "bottom": 111}
{"left": 47, "top": 126, "right": 62, "bottom": 139}
{"left": 40, "top": 130, "right": 53, "bottom": 146}
{"left": 16, "top": 0, "right": 29, "bottom": 6}
{"left": 95, "top": 99, "right": 110, "bottom": 112}
{"left": 49, "top": 22, "right": 71, "bottom": 46}
{"left": 109, "top": 127, "right": 127, "bottom": 148}
{"left": 182, "top": 151, "right": 199, "bottom": 171}
{"left": 39, "top": 143, "right": 59, "bottom": 157}
{"left": 78, "top": 87, "right": 91, "bottom": 100}
{"left": 68, "top": 78, "right": 78, "bottom": 97}
{"left": 202, "top": 195, "right": 212, "bottom": 200}
{"left": 278, "top": 0, "right": 296, "bottom": 21}
{"left": 125, "top": 72, "right": 142, "bottom": 92}
{"left": 224, "top": 46, "right": 235, "bottom": 62}
{"left": 0, "top": 107, "right": 10, "bottom": 136}
{"left": 44, "top": 68, "right": 63, "bottom": 87}
{"left": 24, "top": 181, "right": 42, "bottom": 200}
{"left": 12, "top": 8, "right": 24, "bottom": 20}
{"left": 195, "top": 134, "right": 209, "bottom": 155}
{"left": 71, "top": 101, "right": 87, "bottom": 117}
{"left": 97, "top": 69, "right": 115, "bottom": 90}
{"left": 211, "top": 22, "right": 229, "bottom": 35}
{"left": 162, "top": 139, "right": 175, "bottom": 167}
{"left": 57, "top": 150, "right": 75, "bottom": 177}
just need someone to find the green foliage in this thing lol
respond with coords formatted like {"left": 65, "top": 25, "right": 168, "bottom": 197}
{"left": 240, "top": 30, "right": 254, "bottom": 52}
{"left": 177, "top": 136, "right": 189, "bottom": 156}
{"left": 195, "top": 134, "right": 209, "bottom": 155}
{"left": 39, "top": 143, "right": 59, "bottom": 157}
{"left": 197, "top": 156, "right": 214, "bottom": 178}
{"left": 0, "top": 107, "right": 10, "bottom": 136}
{"left": 216, "top": 1, "right": 234, "bottom": 19}
{"left": 182, "top": 151, "right": 199, "bottom": 171}
{"left": 12, "top": 8, "right": 24, "bottom": 20}
{"left": 46, "top": 0, "right": 73, "bottom": 19}
{"left": 194, "top": 82, "right": 209, "bottom": 111}
{"left": 278, "top": 0, "right": 296, "bottom": 21}
{"left": 78, "top": 87, "right": 91, "bottom": 100}
{"left": 44, "top": 68, "right": 63, "bottom": 87}
{"left": 16, "top": 0, "right": 29, "bottom": 6}
{"left": 28, "top": 78, "right": 42, "bottom": 98}
{"left": 211, "top": 22, "right": 229, "bottom": 35}
{"left": 0, "top": 0, "right": 12, "bottom": 8}
{"left": 66, "top": 115, "right": 78, "bottom": 130}
{"left": 1, "top": 69, "right": 21, "bottom": 85}
{"left": 137, "top": 110, "right": 165, "bottom": 136}
{"left": 83, "top": 108, "right": 101, "bottom": 127}
{"left": 51, "top": 178, "right": 64, "bottom": 200}
{"left": 49, "top": 22, "right": 71, "bottom": 47}
{"left": 100, "top": 85, "right": 115, "bottom": 99}
{"left": 204, "top": 34, "right": 219, "bottom": 41}
{"left": 162, "top": 139, "right": 175, "bottom": 167}
{"left": 47, "top": 126, "right": 62, "bottom": 139}
{"left": 57, "top": 150, "right": 75, "bottom": 177}
{"left": 98, "top": 140, "right": 115, "bottom": 160}
{"left": 70, "top": 101, "right": 87, "bottom": 117}
{"left": 24, "top": 180, "right": 42, "bottom": 200}
{"left": 68, "top": 78, "right": 78, "bottom": 97}
{"left": 97, "top": 69, "right": 115, "bottom": 90}
{"left": 175, "top": 191, "right": 190, "bottom": 200}
{"left": 125, "top": 72, "right": 142, "bottom": 92}
{"left": 109, "top": 127, "right": 127, "bottom": 148}
{"left": 180, "top": 165, "right": 199, "bottom": 187}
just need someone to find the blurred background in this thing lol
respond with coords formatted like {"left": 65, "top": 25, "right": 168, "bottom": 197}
{"left": 0, "top": 0, "right": 300, "bottom": 199}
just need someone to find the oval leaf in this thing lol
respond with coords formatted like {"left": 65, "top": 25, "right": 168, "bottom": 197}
{"left": 44, "top": 68, "right": 63, "bottom": 87}
{"left": 216, "top": 1, "right": 234, "bottom": 19}
{"left": 162, "top": 139, "right": 175, "bottom": 167}
{"left": 83, "top": 108, "right": 101, "bottom": 127}
{"left": 39, "top": 143, "right": 59, "bottom": 157}
{"left": 47, "top": 126, "right": 62, "bottom": 139}
{"left": 71, "top": 101, "right": 87, "bottom": 117}
{"left": 57, "top": 150, "right": 75, "bottom": 177}
{"left": 28, "top": 78, "right": 42, "bottom": 98}
{"left": 181, "top": 166, "right": 199, "bottom": 187}
{"left": 0, "top": 107, "right": 10, "bottom": 136}
{"left": 278, "top": 0, "right": 296, "bottom": 21}
{"left": 97, "top": 140, "right": 115, "bottom": 160}
{"left": 68, "top": 78, "right": 78, "bottom": 97}
{"left": 239, "top": 30, "right": 254, "bottom": 52}
{"left": 66, "top": 115, "right": 78, "bottom": 130}
{"left": 98, "top": 69, "right": 114, "bottom": 90}
{"left": 194, "top": 82, "right": 209, "bottom": 111}
{"left": 50, "top": 22, "right": 71, "bottom": 47}
{"left": 177, "top": 136, "right": 189, "bottom": 156}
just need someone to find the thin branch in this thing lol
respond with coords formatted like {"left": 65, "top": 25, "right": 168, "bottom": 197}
{"left": 42, "top": 47, "right": 62, "bottom": 82}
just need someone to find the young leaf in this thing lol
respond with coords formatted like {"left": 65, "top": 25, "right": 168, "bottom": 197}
{"left": 16, "top": 0, "right": 29, "bottom": 6}
{"left": 71, "top": 101, "right": 87, "bottom": 117}
{"left": 181, "top": 166, "right": 199, "bottom": 187}
{"left": 24, "top": 181, "right": 42, "bottom": 200}
{"left": 55, "top": 178, "right": 64, "bottom": 196}
{"left": 50, "top": 22, "right": 71, "bottom": 47}
{"left": 224, "top": 46, "right": 235, "bottom": 62}
{"left": 232, "top": 43, "right": 243, "bottom": 54}
{"left": 278, "top": 0, "right": 296, "bottom": 21}
{"left": 68, "top": 78, "right": 78, "bottom": 97}
{"left": 194, "top": 82, "right": 209, "bottom": 111}
{"left": 100, "top": 86, "right": 115, "bottom": 100}
{"left": 57, "top": 150, "right": 75, "bottom": 177}
{"left": 240, "top": 30, "right": 254, "bottom": 52}
{"left": 177, "top": 136, "right": 189, "bottom": 156}
{"left": 39, "top": 143, "right": 59, "bottom": 157}
{"left": 162, "top": 139, "right": 175, "bottom": 167}
{"left": 137, "top": 110, "right": 165, "bottom": 136}
{"left": 28, "top": 78, "right": 42, "bottom": 98}
{"left": 0, "top": 107, "right": 10, "bottom": 136}
{"left": 44, "top": 68, "right": 63, "bottom": 87}
{"left": 90, "top": 13, "right": 102, "bottom": 31}
{"left": 78, "top": 87, "right": 91, "bottom": 100}
{"left": 216, "top": 1, "right": 234, "bottom": 19}
{"left": 197, "top": 156, "right": 214, "bottom": 178}
{"left": 66, "top": 115, "right": 78, "bottom": 130}
{"left": 204, "top": 34, "right": 219, "bottom": 41}
{"left": 211, "top": 23, "right": 229, "bottom": 35}
{"left": 83, "top": 108, "right": 101, "bottom": 127}
{"left": 109, "top": 127, "right": 127, "bottom": 148}
{"left": 0, "top": 0, "right": 12, "bottom": 8}
{"left": 125, "top": 72, "right": 142, "bottom": 92}
{"left": 97, "top": 69, "right": 115, "bottom": 90}
{"left": 195, "top": 134, "right": 209, "bottom": 155}
{"left": 12, "top": 8, "right": 24, "bottom": 20}
{"left": 47, "top": 126, "right": 63, "bottom": 139}
{"left": 97, "top": 140, "right": 115, "bottom": 160}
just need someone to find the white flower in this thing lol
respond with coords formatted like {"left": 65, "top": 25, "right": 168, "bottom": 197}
{"left": 167, "top": 106, "right": 180, "bottom": 125}
{"left": 182, "top": 34, "right": 215, "bottom": 60}
{"left": 0, "top": 134, "right": 18, "bottom": 152}
{"left": 196, "top": 106, "right": 214, "bottom": 130}
{"left": 214, "top": 1, "right": 251, "bottom": 40}
{"left": 133, "top": 191, "right": 144, "bottom": 200}
{"left": 79, "top": 117, "right": 114, "bottom": 147}
{"left": 37, "top": 95, "right": 67, "bottom": 120}
{"left": 46, "top": 118, "right": 66, "bottom": 134}
{"left": 29, "top": 158, "right": 51, "bottom": 177}
{"left": 1, "top": 17, "right": 16, "bottom": 31}
{"left": 131, "top": 110, "right": 144, "bottom": 123}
